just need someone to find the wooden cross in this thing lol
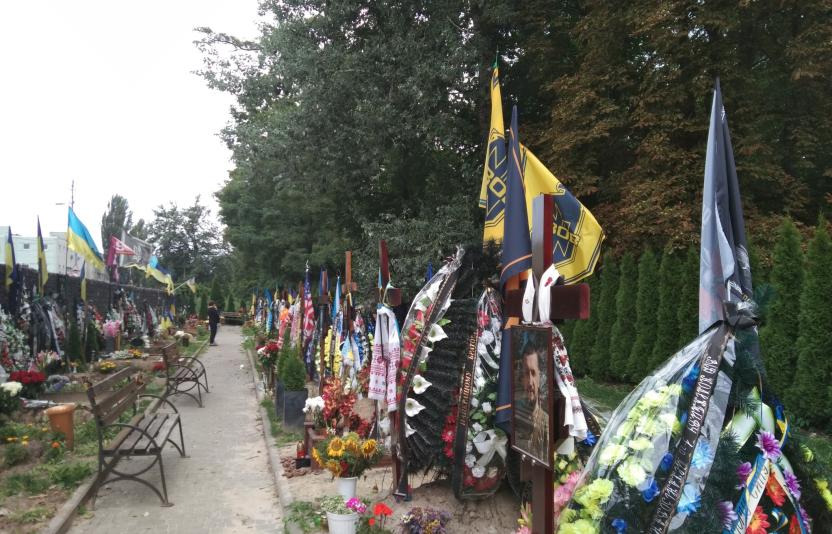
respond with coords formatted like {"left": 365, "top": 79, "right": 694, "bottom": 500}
{"left": 317, "top": 270, "right": 331, "bottom": 395}
{"left": 503, "top": 194, "right": 591, "bottom": 534}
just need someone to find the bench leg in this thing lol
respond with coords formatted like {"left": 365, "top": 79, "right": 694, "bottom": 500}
{"left": 157, "top": 453, "right": 174, "bottom": 507}
{"left": 166, "top": 419, "right": 188, "bottom": 458}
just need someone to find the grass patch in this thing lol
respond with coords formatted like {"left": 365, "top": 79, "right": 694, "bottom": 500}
{"left": 260, "top": 398, "right": 302, "bottom": 446}
{"left": 284, "top": 500, "right": 324, "bottom": 533}
{"left": 575, "top": 376, "right": 632, "bottom": 413}
{"left": 9, "top": 506, "right": 50, "bottom": 524}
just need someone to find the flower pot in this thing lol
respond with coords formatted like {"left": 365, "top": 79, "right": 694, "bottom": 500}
{"left": 274, "top": 380, "right": 285, "bottom": 419}
{"left": 336, "top": 476, "right": 358, "bottom": 500}
{"left": 282, "top": 389, "right": 307, "bottom": 430}
{"left": 104, "top": 337, "right": 115, "bottom": 354}
{"left": 325, "top": 511, "right": 358, "bottom": 534}
{"left": 45, "top": 403, "right": 76, "bottom": 449}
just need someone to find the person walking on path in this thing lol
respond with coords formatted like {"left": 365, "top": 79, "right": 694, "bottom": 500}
{"left": 208, "top": 300, "right": 220, "bottom": 345}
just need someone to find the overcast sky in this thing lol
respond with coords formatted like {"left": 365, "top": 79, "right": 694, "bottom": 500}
{"left": 0, "top": 0, "right": 261, "bottom": 249}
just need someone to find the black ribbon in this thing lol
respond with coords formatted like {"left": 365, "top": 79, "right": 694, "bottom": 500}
{"left": 452, "top": 332, "right": 480, "bottom": 499}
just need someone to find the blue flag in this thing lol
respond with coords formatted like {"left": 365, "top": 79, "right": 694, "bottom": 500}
{"left": 699, "top": 79, "right": 753, "bottom": 334}
{"left": 264, "top": 288, "right": 273, "bottom": 332}
{"left": 499, "top": 105, "right": 532, "bottom": 289}
{"left": 425, "top": 261, "right": 434, "bottom": 283}
{"left": 332, "top": 276, "right": 341, "bottom": 323}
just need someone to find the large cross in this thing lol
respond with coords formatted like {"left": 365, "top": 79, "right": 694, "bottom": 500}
{"left": 503, "top": 194, "right": 591, "bottom": 534}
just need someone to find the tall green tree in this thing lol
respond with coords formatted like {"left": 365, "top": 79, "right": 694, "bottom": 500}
{"left": 589, "top": 255, "right": 619, "bottom": 380}
{"left": 100, "top": 194, "right": 133, "bottom": 258}
{"left": 626, "top": 250, "right": 659, "bottom": 382}
{"left": 210, "top": 278, "right": 224, "bottom": 310}
{"left": 759, "top": 218, "right": 805, "bottom": 396}
{"left": 677, "top": 248, "right": 700, "bottom": 347}
{"left": 609, "top": 254, "right": 637, "bottom": 381}
{"left": 146, "top": 197, "right": 226, "bottom": 282}
{"left": 650, "top": 249, "right": 682, "bottom": 368}
{"left": 790, "top": 218, "right": 832, "bottom": 426}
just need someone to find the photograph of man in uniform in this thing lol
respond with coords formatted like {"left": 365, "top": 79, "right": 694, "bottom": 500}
{"left": 512, "top": 329, "right": 550, "bottom": 465}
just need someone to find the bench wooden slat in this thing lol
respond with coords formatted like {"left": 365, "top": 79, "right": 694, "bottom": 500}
{"left": 97, "top": 381, "right": 146, "bottom": 426}
{"left": 119, "top": 413, "right": 166, "bottom": 453}
{"left": 131, "top": 415, "right": 179, "bottom": 453}
{"left": 103, "top": 413, "right": 145, "bottom": 453}
{"left": 87, "top": 366, "right": 140, "bottom": 397}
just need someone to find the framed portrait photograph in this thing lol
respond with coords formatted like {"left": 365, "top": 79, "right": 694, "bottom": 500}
{"left": 510, "top": 324, "right": 554, "bottom": 469}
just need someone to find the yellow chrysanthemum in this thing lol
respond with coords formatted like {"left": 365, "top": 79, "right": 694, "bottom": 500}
{"left": 362, "top": 439, "right": 378, "bottom": 458}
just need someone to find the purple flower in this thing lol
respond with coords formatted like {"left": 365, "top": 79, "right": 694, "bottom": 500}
{"left": 784, "top": 470, "right": 802, "bottom": 499}
{"left": 611, "top": 518, "right": 627, "bottom": 533}
{"left": 756, "top": 430, "right": 781, "bottom": 460}
{"left": 717, "top": 501, "right": 738, "bottom": 529}
{"left": 799, "top": 505, "right": 811, "bottom": 529}
{"left": 736, "top": 462, "right": 753, "bottom": 489}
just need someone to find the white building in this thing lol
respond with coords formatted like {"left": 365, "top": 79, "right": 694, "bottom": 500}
{"left": 0, "top": 226, "right": 108, "bottom": 281}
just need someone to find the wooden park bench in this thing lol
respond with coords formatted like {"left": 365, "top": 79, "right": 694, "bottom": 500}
{"left": 86, "top": 367, "right": 187, "bottom": 507}
{"left": 162, "top": 342, "right": 209, "bottom": 407}
{"left": 221, "top": 311, "right": 245, "bottom": 325}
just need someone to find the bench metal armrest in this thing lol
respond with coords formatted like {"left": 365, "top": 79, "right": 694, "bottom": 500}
{"left": 138, "top": 393, "right": 179, "bottom": 414}
{"left": 177, "top": 355, "right": 207, "bottom": 375}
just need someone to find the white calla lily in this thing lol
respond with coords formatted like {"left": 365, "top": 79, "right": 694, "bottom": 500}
{"left": 405, "top": 398, "right": 426, "bottom": 417}
{"left": 412, "top": 375, "right": 432, "bottom": 395}
{"left": 427, "top": 324, "right": 447, "bottom": 343}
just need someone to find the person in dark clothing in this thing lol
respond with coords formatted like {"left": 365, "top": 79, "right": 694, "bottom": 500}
{"left": 208, "top": 301, "right": 220, "bottom": 345}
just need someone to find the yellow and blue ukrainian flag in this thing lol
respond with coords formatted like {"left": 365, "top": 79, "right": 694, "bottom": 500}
{"left": 67, "top": 208, "right": 104, "bottom": 270}
{"left": 37, "top": 217, "right": 49, "bottom": 296}
{"left": 479, "top": 60, "right": 508, "bottom": 244}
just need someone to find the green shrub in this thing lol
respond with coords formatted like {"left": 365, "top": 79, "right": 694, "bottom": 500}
{"left": 67, "top": 316, "right": 82, "bottom": 361}
{"left": 650, "top": 249, "right": 682, "bottom": 368}
{"left": 48, "top": 461, "right": 93, "bottom": 489}
{"left": 4, "top": 442, "right": 29, "bottom": 467}
{"left": 760, "top": 217, "right": 804, "bottom": 397}
{"left": 791, "top": 217, "right": 832, "bottom": 428}
{"left": 589, "top": 255, "right": 618, "bottom": 380}
{"left": 609, "top": 254, "right": 637, "bottom": 381}
{"left": 626, "top": 250, "right": 659, "bottom": 382}
{"left": 282, "top": 353, "right": 307, "bottom": 391}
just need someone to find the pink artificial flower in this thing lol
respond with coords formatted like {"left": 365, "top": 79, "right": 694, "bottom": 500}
{"left": 756, "top": 430, "right": 781, "bottom": 460}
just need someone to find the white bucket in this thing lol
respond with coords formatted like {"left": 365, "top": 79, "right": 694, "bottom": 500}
{"left": 326, "top": 511, "right": 359, "bottom": 534}
{"left": 336, "top": 476, "right": 358, "bottom": 500}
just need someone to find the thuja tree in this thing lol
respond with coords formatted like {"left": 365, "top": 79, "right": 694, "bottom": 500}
{"left": 759, "top": 218, "right": 804, "bottom": 396}
{"left": 650, "top": 249, "right": 682, "bottom": 369}
{"left": 677, "top": 247, "right": 700, "bottom": 347}
{"left": 589, "top": 255, "right": 619, "bottom": 381}
{"left": 565, "top": 275, "right": 600, "bottom": 377}
{"left": 210, "top": 278, "right": 224, "bottom": 310}
{"left": 790, "top": 217, "right": 832, "bottom": 427}
{"left": 609, "top": 254, "right": 637, "bottom": 382}
{"left": 627, "top": 250, "right": 659, "bottom": 382}
{"left": 198, "top": 296, "right": 208, "bottom": 320}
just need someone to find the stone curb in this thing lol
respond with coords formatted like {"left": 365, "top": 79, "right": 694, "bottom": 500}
{"left": 40, "top": 337, "right": 211, "bottom": 534}
{"left": 244, "top": 346, "right": 296, "bottom": 518}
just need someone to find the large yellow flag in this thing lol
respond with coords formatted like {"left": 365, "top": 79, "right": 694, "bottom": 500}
{"left": 478, "top": 61, "right": 508, "bottom": 243}
{"left": 520, "top": 147, "right": 605, "bottom": 284}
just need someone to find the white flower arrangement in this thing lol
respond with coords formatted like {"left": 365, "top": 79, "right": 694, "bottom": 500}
{"left": 0, "top": 381, "right": 22, "bottom": 396}
{"left": 302, "top": 395, "right": 324, "bottom": 414}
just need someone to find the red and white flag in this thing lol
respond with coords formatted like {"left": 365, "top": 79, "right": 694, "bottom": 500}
{"left": 107, "top": 235, "right": 136, "bottom": 267}
{"left": 302, "top": 269, "right": 316, "bottom": 346}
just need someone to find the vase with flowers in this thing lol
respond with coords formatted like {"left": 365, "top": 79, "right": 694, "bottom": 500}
{"left": 102, "top": 320, "right": 121, "bottom": 353}
{"left": 312, "top": 432, "right": 383, "bottom": 499}
{"left": 321, "top": 496, "right": 364, "bottom": 534}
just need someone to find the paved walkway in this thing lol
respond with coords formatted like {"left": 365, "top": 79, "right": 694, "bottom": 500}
{"left": 71, "top": 326, "right": 282, "bottom": 534}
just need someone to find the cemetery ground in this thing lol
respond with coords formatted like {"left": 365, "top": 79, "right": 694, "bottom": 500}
{"left": 0, "top": 329, "right": 210, "bottom": 533}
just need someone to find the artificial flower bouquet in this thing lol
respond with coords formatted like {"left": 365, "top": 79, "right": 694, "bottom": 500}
{"left": 257, "top": 340, "right": 281, "bottom": 368}
{"left": 103, "top": 319, "right": 121, "bottom": 338}
{"left": 359, "top": 501, "right": 394, "bottom": 533}
{"left": 9, "top": 370, "right": 46, "bottom": 398}
{"left": 97, "top": 360, "right": 117, "bottom": 374}
{"left": 34, "top": 350, "right": 63, "bottom": 374}
{"left": 399, "top": 506, "right": 452, "bottom": 534}
{"left": 303, "top": 395, "right": 325, "bottom": 427}
{"left": 558, "top": 323, "right": 828, "bottom": 533}
{"left": 312, "top": 432, "right": 383, "bottom": 479}
{"left": 0, "top": 380, "right": 23, "bottom": 416}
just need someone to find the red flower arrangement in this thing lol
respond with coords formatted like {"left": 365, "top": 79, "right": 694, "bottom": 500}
{"left": 320, "top": 378, "right": 374, "bottom": 437}
{"left": 10, "top": 370, "right": 46, "bottom": 385}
